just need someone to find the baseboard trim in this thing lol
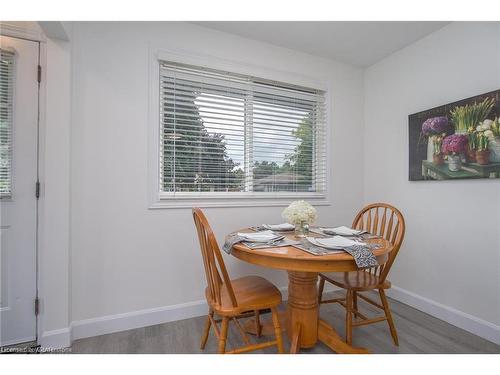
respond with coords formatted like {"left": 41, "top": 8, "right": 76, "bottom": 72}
{"left": 387, "top": 285, "right": 500, "bottom": 345}
{"left": 39, "top": 328, "right": 72, "bottom": 348}
{"left": 71, "top": 286, "right": 289, "bottom": 342}
{"left": 71, "top": 299, "right": 209, "bottom": 341}
{"left": 39, "top": 286, "right": 290, "bottom": 347}
{"left": 0, "top": 336, "right": 36, "bottom": 347}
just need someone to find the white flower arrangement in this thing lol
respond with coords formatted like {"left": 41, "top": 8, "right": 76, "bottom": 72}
{"left": 477, "top": 119, "right": 493, "bottom": 132}
{"left": 281, "top": 200, "right": 317, "bottom": 225}
{"left": 484, "top": 129, "right": 494, "bottom": 141}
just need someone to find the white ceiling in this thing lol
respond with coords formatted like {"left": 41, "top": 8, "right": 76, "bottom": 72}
{"left": 193, "top": 21, "right": 450, "bottom": 67}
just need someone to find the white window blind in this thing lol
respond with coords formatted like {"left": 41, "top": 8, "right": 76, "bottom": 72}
{"left": 159, "top": 61, "right": 326, "bottom": 197}
{"left": 0, "top": 49, "right": 14, "bottom": 198}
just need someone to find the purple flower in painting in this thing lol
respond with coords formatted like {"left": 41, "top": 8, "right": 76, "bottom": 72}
{"left": 421, "top": 116, "right": 450, "bottom": 136}
{"left": 442, "top": 134, "right": 468, "bottom": 155}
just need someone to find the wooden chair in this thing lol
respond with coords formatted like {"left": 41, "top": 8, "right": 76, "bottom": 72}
{"left": 318, "top": 203, "right": 405, "bottom": 346}
{"left": 192, "top": 208, "right": 284, "bottom": 354}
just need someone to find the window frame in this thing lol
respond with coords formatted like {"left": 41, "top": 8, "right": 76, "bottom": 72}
{"left": 148, "top": 48, "right": 332, "bottom": 209}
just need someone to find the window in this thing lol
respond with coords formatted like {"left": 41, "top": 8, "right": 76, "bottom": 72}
{"left": 0, "top": 48, "right": 14, "bottom": 199}
{"left": 158, "top": 61, "right": 326, "bottom": 200}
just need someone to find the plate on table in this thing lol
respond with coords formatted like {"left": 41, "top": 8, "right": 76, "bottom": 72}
{"left": 306, "top": 235, "right": 365, "bottom": 249}
{"left": 236, "top": 230, "right": 284, "bottom": 243}
{"left": 320, "top": 226, "right": 366, "bottom": 236}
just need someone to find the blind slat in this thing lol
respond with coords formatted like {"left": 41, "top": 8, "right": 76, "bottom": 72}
{"left": 0, "top": 49, "right": 14, "bottom": 197}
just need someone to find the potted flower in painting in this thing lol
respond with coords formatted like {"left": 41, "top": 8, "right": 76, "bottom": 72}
{"left": 475, "top": 131, "right": 490, "bottom": 165}
{"left": 450, "top": 97, "right": 495, "bottom": 135}
{"left": 486, "top": 117, "right": 500, "bottom": 162}
{"left": 466, "top": 127, "right": 477, "bottom": 163}
{"left": 442, "top": 134, "right": 468, "bottom": 171}
{"left": 421, "top": 116, "right": 452, "bottom": 162}
{"left": 282, "top": 200, "right": 317, "bottom": 238}
{"left": 430, "top": 134, "right": 445, "bottom": 165}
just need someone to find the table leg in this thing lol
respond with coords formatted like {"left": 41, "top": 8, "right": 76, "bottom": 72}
{"left": 290, "top": 323, "right": 301, "bottom": 354}
{"left": 318, "top": 319, "right": 369, "bottom": 354}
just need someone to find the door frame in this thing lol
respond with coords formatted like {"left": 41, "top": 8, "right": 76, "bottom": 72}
{"left": 0, "top": 23, "right": 45, "bottom": 346}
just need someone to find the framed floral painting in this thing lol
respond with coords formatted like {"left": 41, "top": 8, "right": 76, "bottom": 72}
{"left": 408, "top": 89, "right": 500, "bottom": 181}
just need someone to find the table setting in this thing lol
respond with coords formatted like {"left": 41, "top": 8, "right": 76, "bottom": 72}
{"left": 223, "top": 200, "right": 380, "bottom": 269}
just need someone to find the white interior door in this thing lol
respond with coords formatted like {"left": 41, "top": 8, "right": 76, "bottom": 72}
{"left": 0, "top": 35, "right": 39, "bottom": 346}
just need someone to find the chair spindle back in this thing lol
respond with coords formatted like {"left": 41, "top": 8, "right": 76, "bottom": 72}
{"left": 352, "top": 203, "right": 405, "bottom": 282}
{"left": 192, "top": 208, "right": 237, "bottom": 308}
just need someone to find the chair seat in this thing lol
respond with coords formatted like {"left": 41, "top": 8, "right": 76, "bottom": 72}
{"left": 207, "top": 276, "right": 282, "bottom": 315}
{"left": 320, "top": 271, "right": 391, "bottom": 291}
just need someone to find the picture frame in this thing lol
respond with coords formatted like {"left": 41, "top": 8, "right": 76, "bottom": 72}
{"left": 408, "top": 89, "right": 500, "bottom": 181}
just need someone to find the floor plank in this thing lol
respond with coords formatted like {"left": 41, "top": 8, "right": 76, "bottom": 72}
{"left": 70, "top": 292, "right": 500, "bottom": 354}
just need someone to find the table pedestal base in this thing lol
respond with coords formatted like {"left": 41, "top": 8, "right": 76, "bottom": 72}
{"left": 243, "top": 270, "right": 369, "bottom": 354}
{"left": 287, "top": 271, "right": 319, "bottom": 350}
{"left": 317, "top": 319, "right": 369, "bottom": 354}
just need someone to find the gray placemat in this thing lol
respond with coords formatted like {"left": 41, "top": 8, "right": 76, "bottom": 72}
{"left": 249, "top": 225, "right": 294, "bottom": 233}
{"left": 310, "top": 227, "right": 379, "bottom": 240}
{"left": 292, "top": 239, "right": 344, "bottom": 255}
{"left": 223, "top": 233, "right": 299, "bottom": 254}
{"left": 292, "top": 239, "right": 381, "bottom": 269}
{"left": 242, "top": 238, "right": 301, "bottom": 249}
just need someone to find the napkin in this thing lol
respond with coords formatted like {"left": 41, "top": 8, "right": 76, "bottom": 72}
{"left": 223, "top": 230, "right": 284, "bottom": 254}
{"left": 305, "top": 236, "right": 377, "bottom": 269}
{"left": 262, "top": 223, "right": 295, "bottom": 231}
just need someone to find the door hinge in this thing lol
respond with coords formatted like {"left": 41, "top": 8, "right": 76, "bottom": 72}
{"left": 37, "top": 65, "right": 42, "bottom": 83}
{"left": 34, "top": 297, "right": 40, "bottom": 316}
{"left": 35, "top": 180, "right": 40, "bottom": 199}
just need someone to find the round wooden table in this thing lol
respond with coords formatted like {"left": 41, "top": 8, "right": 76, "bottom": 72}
{"left": 229, "top": 229, "right": 393, "bottom": 353}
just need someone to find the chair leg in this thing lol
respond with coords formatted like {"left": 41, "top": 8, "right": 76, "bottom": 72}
{"left": 353, "top": 291, "right": 358, "bottom": 317}
{"left": 318, "top": 276, "right": 325, "bottom": 303}
{"left": 271, "top": 307, "right": 284, "bottom": 354}
{"left": 200, "top": 309, "right": 213, "bottom": 350}
{"left": 345, "top": 290, "right": 353, "bottom": 345}
{"left": 379, "top": 289, "right": 399, "bottom": 346}
{"left": 218, "top": 316, "right": 229, "bottom": 354}
{"left": 254, "top": 310, "right": 262, "bottom": 337}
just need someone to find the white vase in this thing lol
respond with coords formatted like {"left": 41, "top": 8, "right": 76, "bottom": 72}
{"left": 489, "top": 137, "right": 500, "bottom": 163}
{"left": 426, "top": 140, "right": 433, "bottom": 162}
{"left": 294, "top": 221, "right": 310, "bottom": 238}
{"left": 448, "top": 154, "right": 462, "bottom": 171}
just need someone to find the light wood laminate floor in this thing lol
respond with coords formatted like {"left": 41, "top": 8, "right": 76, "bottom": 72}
{"left": 71, "top": 292, "right": 500, "bottom": 354}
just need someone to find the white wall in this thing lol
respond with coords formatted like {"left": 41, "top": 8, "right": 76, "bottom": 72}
{"left": 364, "top": 22, "right": 500, "bottom": 326}
{"left": 69, "top": 22, "right": 364, "bottom": 324}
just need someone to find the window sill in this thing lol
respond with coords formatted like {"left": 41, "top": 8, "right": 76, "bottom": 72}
{"left": 149, "top": 193, "right": 331, "bottom": 209}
